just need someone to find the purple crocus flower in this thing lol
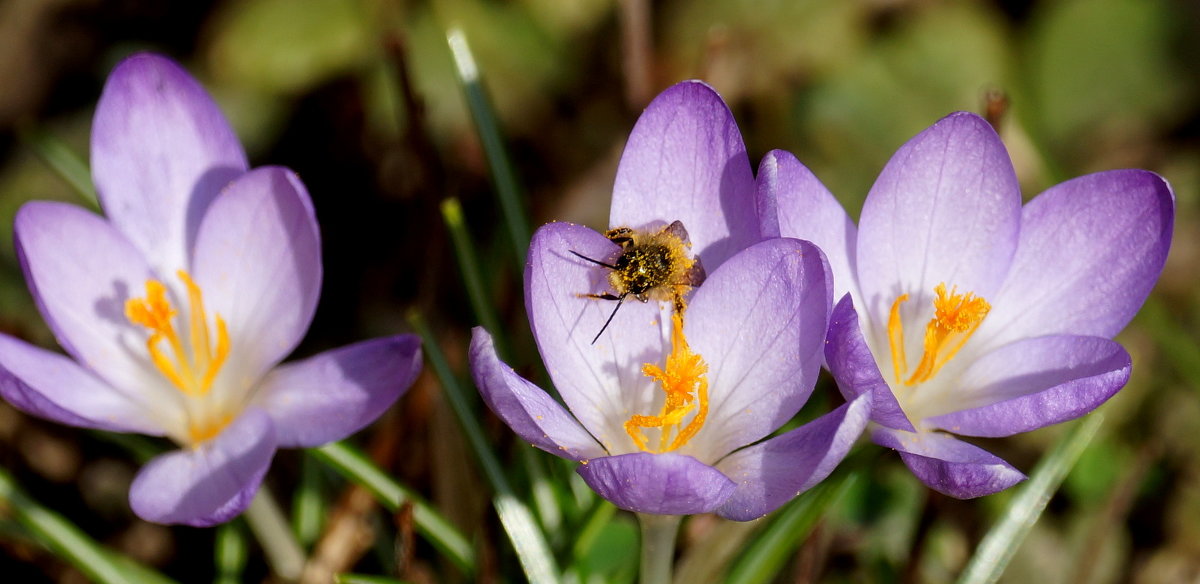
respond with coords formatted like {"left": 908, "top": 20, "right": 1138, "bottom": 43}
{"left": 0, "top": 53, "right": 421, "bottom": 526}
{"left": 470, "top": 81, "right": 870, "bottom": 520}
{"left": 762, "top": 112, "right": 1173, "bottom": 498}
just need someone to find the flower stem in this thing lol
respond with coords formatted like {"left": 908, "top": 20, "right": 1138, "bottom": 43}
{"left": 637, "top": 513, "right": 682, "bottom": 584}
{"left": 244, "top": 488, "right": 306, "bottom": 582}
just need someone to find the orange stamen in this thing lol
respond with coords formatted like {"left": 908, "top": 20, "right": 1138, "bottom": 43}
{"left": 125, "top": 271, "right": 231, "bottom": 397}
{"left": 624, "top": 308, "right": 709, "bottom": 453}
{"left": 889, "top": 282, "right": 990, "bottom": 386}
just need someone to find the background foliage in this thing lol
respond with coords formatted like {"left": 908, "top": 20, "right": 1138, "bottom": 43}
{"left": 0, "top": 0, "right": 1198, "bottom": 582}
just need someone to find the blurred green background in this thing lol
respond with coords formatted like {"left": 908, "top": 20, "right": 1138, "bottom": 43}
{"left": 1, "top": 0, "right": 1198, "bottom": 582}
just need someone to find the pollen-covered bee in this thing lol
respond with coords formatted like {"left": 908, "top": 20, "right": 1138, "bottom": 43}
{"left": 571, "top": 220, "right": 706, "bottom": 344}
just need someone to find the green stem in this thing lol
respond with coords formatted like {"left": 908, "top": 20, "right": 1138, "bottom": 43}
{"left": 637, "top": 513, "right": 682, "bottom": 584}
{"left": 244, "top": 489, "right": 306, "bottom": 582}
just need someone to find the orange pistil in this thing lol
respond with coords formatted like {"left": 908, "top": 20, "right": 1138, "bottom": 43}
{"left": 125, "top": 270, "right": 230, "bottom": 397}
{"left": 887, "top": 282, "right": 990, "bottom": 386}
{"left": 624, "top": 309, "right": 709, "bottom": 453}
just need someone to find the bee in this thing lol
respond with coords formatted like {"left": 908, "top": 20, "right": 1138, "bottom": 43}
{"left": 571, "top": 220, "right": 706, "bottom": 344}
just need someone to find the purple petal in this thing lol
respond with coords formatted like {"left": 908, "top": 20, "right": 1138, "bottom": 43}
{"left": 856, "top": 112, "right": 1021, "bottom": 328}
{"left": 469, "top": 327, "right": 607, "bottom": 461}
{"left": 576, "top": 452, "right": 736, "bottom": 515}
{"left": 825, "top": 295, "right": 915, "bottom": 431}
{"left": 874, "top": 427, "right": 1025, "bottom": 498}
{"left": 192, "top": 167, "right": 322, "bottom": 379}
{"left": 91, "top": 53, "right": 248, "bottom": 274}
{"left": 981, "top": 170, "right": 1174, "bottom": 348}
{"left": 254, "top": 335, "right": 421, "bottom": 448}
{"left": 610, "top": 81, "right": 759, "bottom": 270}
{"left": 14, "top": 201, "right": 164, "bottom": 393}
{"left": 927, "top": 336, "right": 1130, "bottom": 437}
{"left": 129, "top": 408, "right": 276, "bottom": 526}
{"left": 760, "top": 150, "right": 859, "bottom": 304}
{"left": 0, "top": 334, "right": 163, "bottom": 435}
{"left": 715, "top": 393, "right": 871, "bottom": 521}
{"left": 684, "top": 238, "right": 831, "bottom": 460}
{"left": 525, "top": 221, "right": 670, "bottom": 454}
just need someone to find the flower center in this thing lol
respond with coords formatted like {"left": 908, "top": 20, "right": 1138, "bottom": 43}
{"left": 887, "top": 282, "right": 990, "bottom": 386}
{"left": 624, "top": 308, "right": 709, "bottom": 453}
{"left": 126, "top": 270, "right": 232, "bottom": 444}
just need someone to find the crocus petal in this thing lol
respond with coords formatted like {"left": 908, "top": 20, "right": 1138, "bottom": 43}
{"left": 129, "top": 408, "right": 276, "bottom": 526}
{"left": 469, "top": 327, "right": 607, "bottom": 461}
{"left": 684, "top": 238, "right": 831, "bottom": 460}
{"left": 0, "top": 334, "right": 163, "bottom": 435}
{"left": 825, "top": 295, "right": 915, "bottom": 431}
{"left": 760, "top": 150, "right": 859, "bottom": 304}
{"left": 14, "top": 201, "right": 169, "bottom": 395}
{"left": 91, "top": 53, "right": 248, "bottom": 274}
{"left": 856, "top": 112, "right": 1021, "bottom": 327}
{"left": 610, "top": 80, "right": 758, "bottom": 269}
{"left": 254, "top": 335, "right": 421, "bottom": 448}
{"left": 193, "top": 166, "right": 322, "bottom": 381}
{"left": 525, "top": 221, "right": 669, "bottom": 454}
{"left": 981, "top": 170, "right": 1174, "bottom": 349}
{"left": 926, "top": 336, "right": 1130, "bottom": 437}
{"left": 874, "top": 427, "right": 1025, "bottom": 499}
{"left": 576, "top": 452, "right": 736, "bottom": 515}
{"left": 715, "top": 393, "right": 871, "bottom": 521}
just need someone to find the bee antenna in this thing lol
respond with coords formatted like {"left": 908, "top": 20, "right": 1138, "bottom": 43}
{"left": 570, "top": 250, "right": 618, "bottom": 269}
{"left": 591, "top": 297, "right": 625, "bottom": 345}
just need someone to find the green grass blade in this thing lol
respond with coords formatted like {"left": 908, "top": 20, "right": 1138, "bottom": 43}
{"left": 0, "top": 468, "right": 175, "bottom": 584}
{"left": 293, "top": 453, "right": 325, "bottom": 547}
{"left": 214, "top": 522, "right": 248, "bottom": 584}
{"left": 446, "top": 26, "right": 532, "bottom": 269}
{"left": 724, "top": 472, "right": 858, "bottom": 584}
{"left": 409, "top": 311, "right": 560, "bottom": 584}
{"left": 311, "top": 442, "right": 475, "bottom": 575}
{"left": 17, "top": 126, "right": 99, "bottom": 209}
{"left": 335, "top": 574, "right": 410, "bottom": 584}
{"left": 441, "top": 197, "right": 507, "bottom": 356}
{"left": 956, "top": 414, "right": 1104, "bottom": 584}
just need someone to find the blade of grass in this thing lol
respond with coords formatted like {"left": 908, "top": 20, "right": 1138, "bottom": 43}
{"left": 292, "top": 453, "right": 325, "bottom": 547}
{"left": 17, "top": 125, "right": 99, "bottom": 209}
{"left": 335, "top": 574, "right": 410, "bottom": 584}
{"left": 0, "top": 467, "right": 175, "bottom": 584}
{"left": 409, "top": 310, "right": 559, "bottom": 584}
{"left": 441, "top": 197, "right": 507, "bottom": 358}
{"left": 446, "top": 26, "right": 531, "bottom": 269}
{"left": 724, "top": 471, "right": 859, "bottom": 584}
{"left": 310, "top": 442, "right": 475, "bottom": 575}
{"left": 215, "top": 522, "right": 248, "bottom": 584}
{"left": 956, "top": 414, "right": 1103, "bottom": 584}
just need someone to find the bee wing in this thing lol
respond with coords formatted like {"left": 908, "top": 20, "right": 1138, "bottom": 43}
{"left": 662, "top": 220, "right": 691, "bottom": 246}
{"left": 681, "top": 255, "right": 706, "bottom": 288}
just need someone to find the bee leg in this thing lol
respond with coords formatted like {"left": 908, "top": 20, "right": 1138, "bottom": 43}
{"left": 584, "top": 292, "right": 622, "bottom": 301}
{"left": 590, "top": 294, "right": 627, "bottom": 345}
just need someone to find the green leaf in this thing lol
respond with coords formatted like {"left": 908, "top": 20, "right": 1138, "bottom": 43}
{"left": 311, "top": 442, "right": 476, "bottom": 575}
{"left": 214, "top": 522, "right": 248, "bottom": 584}
{"left": 446, "top": 27, "right": 532, "bottom": 270}
{"left": 956, "top": 414, "right": 1104, "bottom": 584}
{"left": 724, "top": 472, "right": 859, "bottom": 584}
{"left": 409, "top": 311, "right": 560, "bottom": 584}
{"left": 0, "top": 468, "right": 176, "bottom": 584}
